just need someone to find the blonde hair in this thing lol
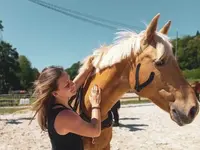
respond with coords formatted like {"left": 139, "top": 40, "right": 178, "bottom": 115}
{"left": 30, "top": 66, "right": 64, "bottom": 131}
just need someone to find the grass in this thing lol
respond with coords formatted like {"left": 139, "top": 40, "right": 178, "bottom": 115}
{"left": 187, "top": 78, "right": 200, "bottom": 83}
{"left": 0, "top": 97, "right": 20, "bottom": 100}
{"left": 0, "top": 107, "right": 30, "bottom": 114}
{"left": 0, "top": 97, "right": 35, "bottom": 104}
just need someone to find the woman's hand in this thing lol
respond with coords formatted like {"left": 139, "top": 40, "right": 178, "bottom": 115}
{"left": 85, "top": 55, "right": 94, "bottom": 71}
{"left": 89, "top": 85, "right": 101, "bottom": 107}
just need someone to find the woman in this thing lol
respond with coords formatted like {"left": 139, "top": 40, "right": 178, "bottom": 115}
{"left": 31, "top": 57, "right": 101, "bottom": 150}
{"left": 111, "top": 100, "right": 121, "bottom": 126}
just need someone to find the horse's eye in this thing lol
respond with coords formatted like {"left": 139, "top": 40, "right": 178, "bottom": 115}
{"left": 155, "top": 59, "right": 165, "bottom": 66}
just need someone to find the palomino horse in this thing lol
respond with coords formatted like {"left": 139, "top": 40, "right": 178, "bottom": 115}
{"left": 76, "top": 14, "right": 199, "bottom": 150}
{"left": 191, "top": 81, "right": 200, "bottom": 101}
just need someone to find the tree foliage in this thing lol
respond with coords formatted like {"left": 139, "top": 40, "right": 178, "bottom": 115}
{"left": 65, "top": 61, "right": 81, "bottom": 80}
{"left": 0, "top": 20, "right": 3, "bottom": 31}
{"left": 173, "top": 34, "right": 200, "bottom": 70}
{"left": 0, "top": 21, "right": 39, "bottom": 93}
{"left": 18, "top": 55, "right": 38, "bottom": 90}
{"left": 0, "top": 41, "right": 20, "bottom": 93}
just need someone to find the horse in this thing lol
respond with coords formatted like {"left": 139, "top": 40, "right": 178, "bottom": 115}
{"left": 191, "top": 81, "right": 200, "bottom": 101}
{"left": 74, "top": 14, "right": 199, "bottom": 150}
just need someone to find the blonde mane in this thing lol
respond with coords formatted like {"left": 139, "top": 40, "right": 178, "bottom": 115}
{"left": 79, "top": 30, "right": 173, "bottom": 73}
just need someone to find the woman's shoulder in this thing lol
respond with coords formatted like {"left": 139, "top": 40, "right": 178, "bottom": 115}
{"left": 54, "top": 108, "right": 81, "bottom": 133}
{"left": 49, "top": 104, "right": 73, "bottom": 118}
{"left": 56, "top": 108, "right": 79, "bottom": 123}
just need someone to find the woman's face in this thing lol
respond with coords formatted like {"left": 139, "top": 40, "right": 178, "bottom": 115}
{"left": 53, "top": 72, "right": 77, "bottom": 101}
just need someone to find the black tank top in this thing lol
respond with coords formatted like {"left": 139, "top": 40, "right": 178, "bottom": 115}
{"left": 48, "top": 104, "right": 84, "bottom": 150}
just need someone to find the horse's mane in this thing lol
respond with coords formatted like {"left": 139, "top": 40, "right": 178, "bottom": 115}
{"left": 79, "top": 30, "right": 172, "bottom": 74}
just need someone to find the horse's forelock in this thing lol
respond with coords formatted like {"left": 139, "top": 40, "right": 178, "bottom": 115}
{"left": 155, "top": 32, "right": 173, "bottom": 61}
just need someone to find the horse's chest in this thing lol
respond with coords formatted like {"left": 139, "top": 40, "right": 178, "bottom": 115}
{"left": 83, "top": 127, "right": 112, "bottom": 150}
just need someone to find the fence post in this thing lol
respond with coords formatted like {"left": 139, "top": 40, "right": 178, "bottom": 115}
{"left": 138, "top": 96, "right": 141, "bottom": 101}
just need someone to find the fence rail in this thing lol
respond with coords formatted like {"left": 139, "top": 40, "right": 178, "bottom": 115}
{"left": 0, "top": 99, "right": 19, "bottom": 107}
{"left": 0, "top": 94, "right": 31, "bottom": 99}
{"left": 0, "top": 92, "right": 144, "bottom": 107}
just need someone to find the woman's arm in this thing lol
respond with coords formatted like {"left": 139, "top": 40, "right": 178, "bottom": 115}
{"left": 73, "top": 68, "right": 93, "bottom": 90}
{"left": 73, "top": 56, "right": 94, "bottom": 90}
{"left": 55, "top": 85, "right": 101, "bottom": 137}
{"left": 56, "top": 107, "right": 101, "bottom": 137}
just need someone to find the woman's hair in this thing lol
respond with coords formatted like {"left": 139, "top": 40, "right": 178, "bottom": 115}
{"left": 30, "top": 66, "right": 64, "bottom": 131}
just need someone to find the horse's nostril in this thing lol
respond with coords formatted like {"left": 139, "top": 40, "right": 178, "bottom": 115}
{"left": 188, "top": 106, "right": 197, "bottom": 120}
{"left": 172, "top": 109, "right": 178, "bottom": 116}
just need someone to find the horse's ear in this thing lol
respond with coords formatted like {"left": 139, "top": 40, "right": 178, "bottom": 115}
{"left": 144, "top": 13, "right": 160, "bottom": 43}
{"left": 159, "top": 20, "right": 171, "bottom": 35}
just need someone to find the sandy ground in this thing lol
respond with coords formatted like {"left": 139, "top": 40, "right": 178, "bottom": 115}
{"left": 0, "top": 103, "right": 200, "bottom": 150}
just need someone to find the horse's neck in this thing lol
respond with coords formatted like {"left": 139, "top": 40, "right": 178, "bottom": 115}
{"left": 83, "top": 60, "right": 131, "bottom": 120}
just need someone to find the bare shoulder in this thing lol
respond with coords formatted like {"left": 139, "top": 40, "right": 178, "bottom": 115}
{"left": 54, "top": 107, "right": 101, "bottom": 137}
{"left": 54, "top": 109, "right": 81, "bottom": 135}
{"left": 57, "top": 109, "right": 80, "bottom": 123}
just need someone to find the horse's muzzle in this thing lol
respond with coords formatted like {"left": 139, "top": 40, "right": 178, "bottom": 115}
{"left": 170, "top": 103, "right": 199, "bottom": 126}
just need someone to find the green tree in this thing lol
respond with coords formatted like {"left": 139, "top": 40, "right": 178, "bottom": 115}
{"left": 18, "top": 55, "right": 35, "bottom": 90}
{"left": 172, "top": 34, "right": 200, "bottom": 70}
{"left": 32, "top": 67, "right": 40, "bottom": 80}
{"left": 0, "top": 41, "right": 20, "bottom": 93}
{"left": 0, "top": 20, "right": 3, "bottom": 42}
{"left": 196, "top": 30, "right": 200, "bottom": 36}
{"left": 65, "top": 61, "right": 81, "bottom": 80}
{"left": 0, "top": 20, "right": 39, "bottom": 93}
{"left": 0, "top": 20, "right": 3, "bottom": 31}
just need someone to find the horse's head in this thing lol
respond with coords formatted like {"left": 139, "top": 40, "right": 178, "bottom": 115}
{"left": 128, "top": 14, "right": 199, "bottom": 126}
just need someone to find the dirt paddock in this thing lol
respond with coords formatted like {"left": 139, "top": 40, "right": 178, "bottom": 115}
{"left": 0, "top": 103, "right": 200, "bottom": 150}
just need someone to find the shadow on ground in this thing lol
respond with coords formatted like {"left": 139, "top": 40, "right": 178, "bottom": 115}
{"left": 0, "top": 117, "right": 34, "bottom": 125}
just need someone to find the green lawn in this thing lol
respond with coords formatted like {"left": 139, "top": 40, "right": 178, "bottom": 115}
{"left": 187, "top": 78, "right": 200, "bottom": 83}
{"left": 0, "top": 107, "right": 30, "bottom": 114}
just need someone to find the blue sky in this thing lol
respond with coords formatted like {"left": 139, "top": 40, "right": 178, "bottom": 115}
{"left": 0, "top": 0, "right": 200, "bottom": 71}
